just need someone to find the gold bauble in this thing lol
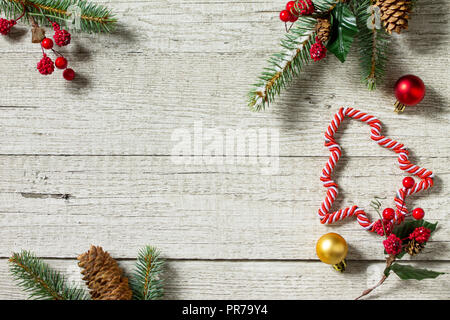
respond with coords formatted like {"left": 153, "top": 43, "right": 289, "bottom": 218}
{"left": 316, "top": 233, "right": 348, "bottom": 265}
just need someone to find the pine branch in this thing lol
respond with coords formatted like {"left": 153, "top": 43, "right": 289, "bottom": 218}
{"left": 0, "top": 0, "right": 116, "bottom": 33}
{"left": 248, "top": 16, "right": 317, "bottom": 112}
{"left": 9, "top": 251, "right": 88, "bottom": 300}
{"left": 354, "top": 0, "right": 391, "bottom": 90}
{"left": 130, "top": 246, "right": 164, "bottom": 300}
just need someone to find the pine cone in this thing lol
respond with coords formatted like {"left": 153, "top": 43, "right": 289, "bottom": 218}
{"left": 78, "top": 245, "right": 133, "bottom": 300}
{"left": 315, "top": 18, "right": 331, "bottom": 43}
{"left": 406, "top": 239, "right": 425, "bottom": 256}
{"left": 375, "top": 0, "right": 411, "bottom": 34}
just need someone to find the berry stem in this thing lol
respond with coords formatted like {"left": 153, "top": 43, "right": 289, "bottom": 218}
{"left": 355, "top": 254, "right": 396, "bottom": 300}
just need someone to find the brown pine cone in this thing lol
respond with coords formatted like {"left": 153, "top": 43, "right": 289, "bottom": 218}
{"left": 78, "top": 245, "right": 133, "bottom": 300}
{"left": 406, "top": 239, "right": 425, "bottom": 256}
{"left": 375, "top": 0, "right": 411, "bottom": 34}
{"left": 315, "top": 18, "right": 331, "bottom": 43}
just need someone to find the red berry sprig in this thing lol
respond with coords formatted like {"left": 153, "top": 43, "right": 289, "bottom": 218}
{"left": 0, "top": 4, "right": 25, "bottom": 36}
{"left": 279, "top": 0, "right": 315, "bottom": 26}
{"left": 382, "top": 208, "right": 395, "bottom": 220}
{"left": 36, "top": 22, "right": 75, "bottom": 81}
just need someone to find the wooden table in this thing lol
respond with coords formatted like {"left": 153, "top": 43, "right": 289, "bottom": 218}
{"left": 0, "top": 0, "right": 448, "bottom": 299}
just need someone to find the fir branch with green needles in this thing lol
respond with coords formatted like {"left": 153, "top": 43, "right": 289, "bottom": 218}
{"left": 354, "top": 0, "right": 391, "bottom": 90}
{"left": 248, "top": 0, "right": 340, "bottom": 111}
{"left": 248, "top": 16, "right": 317, "bottom": 112}
{"left": 9, "top": 251, "right": 88, "bottom": 300}
{"left": 0, "top": 0, "right": 116, "bottom": 33}
{"left": 130, "top": 246, "right": 165, "bottom": 300}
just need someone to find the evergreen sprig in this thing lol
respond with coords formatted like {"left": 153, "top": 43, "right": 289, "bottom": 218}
{"left": 248, "top": 0, "right": 340, "bottom": 111}
{"left": 354, "top": 0, "right": 391, "bottom": 90}
{"left": 0, "top": 0, "right": 116, "bottom": 33}
{"left": 130, "top": 246, "right": 165, "bottom": 300}
{"left": 9, "top": 251, "right": 88, "bottom": 300}
{"left": 248, "top": 16, "right": 317, "bottom": 112}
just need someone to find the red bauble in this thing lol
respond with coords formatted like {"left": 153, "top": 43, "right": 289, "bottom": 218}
{"left": 279, "top": 10, "right": 292, "bottom": 22}
{"left": 402, "top": 177, "right": 415, "bottom": 189}
{"left": 55, "top": 57, "right": 68, "bottom": 69}
{"left": 41, "top": 38, "right": 54, "bottom": 50}
{"left": 63, "top": 68, "right": 75, "bottom": 81}
{"left": 394, "top": 75, "right": 425, "bottom": 109}
{"left": 412, "top": 208, "right": 425, "bottom": 220}
{"left": 382, "top": 208, "right": 395, "bottom": 220}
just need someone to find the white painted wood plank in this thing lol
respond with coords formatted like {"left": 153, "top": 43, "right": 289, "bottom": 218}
{"left": 0, "top": 2, "right": 448, "bottom": 156}
{"left": 0, "top": 259, "right": 448, "bottom": 300}
{"left": 0, "top": 156, "right": 447, "bottom": 259}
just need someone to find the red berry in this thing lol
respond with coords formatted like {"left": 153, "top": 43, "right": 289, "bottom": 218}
{"left": 279, "top": 10, "right": 292, "bottom": 22}
{"left": 63, "top": 68, "right": 75, "bottom": 81}
{"left": 41, "top": 38, "right": 54, "bottom": 50}
{"left": 412, "top": 208, "right": 425, "bottom": 220}
{"left": 55, "top": 57, "right": 68, "bottom": 69}
{"left": 383, "top": 208, "right": 395, "bottom": 220}
{"left": 289, "top": 15, "right": 298, "bottom": 22}
{"left": 402, "top": 177, "right": 415, "bottom": 189}
{"left": 286, "top": 1, "right": 298, "bottom": 15}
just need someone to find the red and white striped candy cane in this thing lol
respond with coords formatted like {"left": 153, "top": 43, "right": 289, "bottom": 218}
{"left": 318, "top": 107, "right": 434, "bottom": 234}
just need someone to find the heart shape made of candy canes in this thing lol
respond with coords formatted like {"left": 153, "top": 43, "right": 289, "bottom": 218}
{"left": 318, "top": 107, "right": 434, "bottom": 234}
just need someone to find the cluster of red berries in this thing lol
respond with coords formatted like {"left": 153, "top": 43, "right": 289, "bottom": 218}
{"left": 383, "top": 226, "right": 431, "bottom": 255}
{"left": 409, "top": 226, "right": 431, "bottom": 244}
{"left": 310, "top": 37, "right": 327, "bottom": 62}
{"left": 279, "top": 0, "right": 315, "bottom": 23}
{"left": 383, "top": 234, "right": 402, "bottom": 255}
{"left": 373, "top": 218, "right": 393, "bottom": 236}
{"left": 0, "top": 18, "right": 16, "bottom": 35}
{"left": 37, "top": 23, "right": 75, "bottom": 81}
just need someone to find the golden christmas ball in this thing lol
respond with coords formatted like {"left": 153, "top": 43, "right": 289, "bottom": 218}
{"left": 316, "top": 233, "right": 348, "bottom": 266}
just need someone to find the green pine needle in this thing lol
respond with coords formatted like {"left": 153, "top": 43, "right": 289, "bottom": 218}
{"left": 130, "top": 246, "right": 165, "bottom": 300}
{"left": 0, "top": 0, "right": 116, "bottom": 33}
{"left": 9, "top": 251, "right": 88, "bottom": 300}
{"left": 354, "top": 0, "right": 391, "bottom": 90}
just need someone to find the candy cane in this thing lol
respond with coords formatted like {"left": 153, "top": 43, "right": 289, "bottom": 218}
{"left": 318, "top": 107, "right": 434, "bottom": 234}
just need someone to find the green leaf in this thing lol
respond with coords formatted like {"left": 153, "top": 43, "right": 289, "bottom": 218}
{"left": 326, "top": 2, "right": 358, "bottom": 63}
{"left": 386, "top": 263, "right": 445, "bottom": 280}
{"left": 392, "top": 219, "right": 438, "bottom": 240}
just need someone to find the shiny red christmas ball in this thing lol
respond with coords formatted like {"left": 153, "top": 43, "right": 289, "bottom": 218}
{"left": 279, "top": 10, "right": 292, "bottom": 22}
{"left": 394, "top": 75, "right": 425, "bottom": 106}
{"left": 55, "top": 57, "right": 68, "bottom": 69}
{"left": 402, "top": 177, "right": 415, "bottom": 189}
{"left": 63, "top": 68, "right": 75, "bottom": 81}
{"left": 41, "top": 38, "right": 54, "bottom": 50}
{"left": 412, "top": 208, "right": 425, "bottom": 220}
{"left": 383, "top": 208, "right": 395, "bottom": 220}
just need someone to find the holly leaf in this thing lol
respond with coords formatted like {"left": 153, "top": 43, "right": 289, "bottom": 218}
{"left": 392, "top": 220, "right": 438, "bottom": 240}
{"left": 326, "top": 3, "right": 358, "bottom": 63}
{"left": 385, "top": 263, "right": 445, "bottom": 280}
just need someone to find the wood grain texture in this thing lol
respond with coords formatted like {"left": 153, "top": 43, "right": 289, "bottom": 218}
{"left": 0, "top": 0, "right": 449, "bottom": 299}
{"left": 0, "top": 259, "right": 448, "bottom": 300}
